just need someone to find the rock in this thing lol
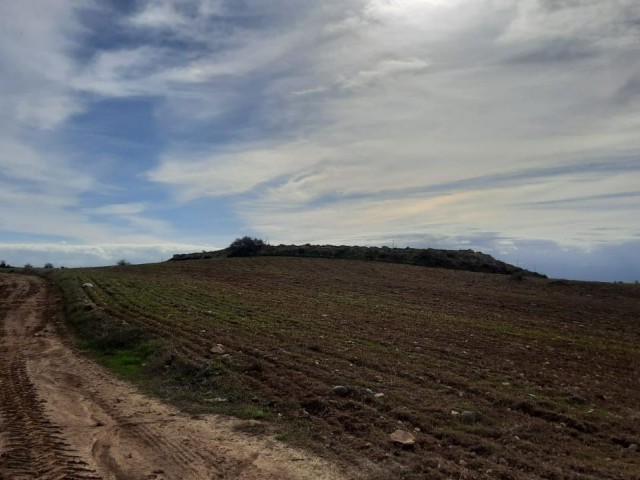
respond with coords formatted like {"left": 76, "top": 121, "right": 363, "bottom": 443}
{"left": 332, "top": 385, "right": 349, "bottom": 397}
{"left": 628, "top": 444, "right": 638, "bottom": 453}
{"left": 210, "top": 344, "right": 225, "bottom": 354}
{"left": 569, "top": 395, "right": 587, "bottom": 405}
{"left": 389, "top": 429, "right": 415, "bottom": 446}
{"left": 374, "top": 392, "right": 385, "bottom": 398}
{"left": 461, "top": 411, "right": 478, "bottom": 424}
{"left": 81, "top": 283, "right": 93, "bottom": 288}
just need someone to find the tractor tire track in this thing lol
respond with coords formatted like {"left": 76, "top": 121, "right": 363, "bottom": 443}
{"left": 0, "top": 273, "right": 351, "bottom": 480}
{"left": 0, "top": 276, "right": 99, "bottom": 479}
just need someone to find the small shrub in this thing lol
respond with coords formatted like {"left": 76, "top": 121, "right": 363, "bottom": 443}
{"left": 227, "top": 236, "right": 265, "bottom": 257}
{"left": 116, "top": 259, "right": 131, "bottom": 266}
{"left": 240, "top": 406, "right": 267, "bottom": 420}
{"left": 511, "top": 271, "right": 526, "bottom": 281}
{"left": 44, "top": 262, "right": 54, "bottom": 269}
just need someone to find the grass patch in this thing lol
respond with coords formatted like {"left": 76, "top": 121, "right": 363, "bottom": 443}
{"left": 239, "top": 406, "right": 267, "bottom": 420}
{"left": 274, "top": 433, "right": 292, "bottom": 442}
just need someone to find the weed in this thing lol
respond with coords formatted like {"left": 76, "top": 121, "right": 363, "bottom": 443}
{"left": 240, "top": 406, "right": 267, "bottom": 420}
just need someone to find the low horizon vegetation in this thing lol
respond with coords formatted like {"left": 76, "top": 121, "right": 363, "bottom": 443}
{"left": 171, "top": 237, "right": 546, "bottom": 278}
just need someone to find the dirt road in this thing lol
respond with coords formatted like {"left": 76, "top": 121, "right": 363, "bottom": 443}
{"left": 0, "top": 274, "right": 350, "bottom": 480}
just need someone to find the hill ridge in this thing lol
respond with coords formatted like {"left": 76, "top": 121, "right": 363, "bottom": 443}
{"left": 169, "top": 243, "right": 544, "bottom": 277}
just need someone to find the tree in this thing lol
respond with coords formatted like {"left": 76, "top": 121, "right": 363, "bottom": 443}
{"left": 227, "top": 236, "right": 265, "bottom": 257}
{"left": 117, "top": 259, "right": 131, "bottom": 266}
{"left": 44, "top": 262, "right": 54, "bottom": 269}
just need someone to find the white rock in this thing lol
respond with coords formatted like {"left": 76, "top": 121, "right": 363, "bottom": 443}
{"left": 389, "top": 429, "right": 415, "bottom": 446}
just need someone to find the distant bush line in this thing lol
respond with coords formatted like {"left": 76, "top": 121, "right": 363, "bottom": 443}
{"left": 169, "top": 238, "right": 544, "bottom": 277}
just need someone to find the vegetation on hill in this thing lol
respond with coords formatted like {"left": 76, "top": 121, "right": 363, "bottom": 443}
{"left": 170, "top": 237, "right": 544, "bottom": 277}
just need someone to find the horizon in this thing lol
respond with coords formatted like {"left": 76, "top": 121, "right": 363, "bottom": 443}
{"left": 1, "top": 239, "right": 638, "bottom": 283}
{"left": 1, "top": 1, "right": 639, "bottom": 282}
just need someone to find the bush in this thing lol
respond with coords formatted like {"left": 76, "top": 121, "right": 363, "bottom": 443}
{"left": 116, "top": 259, "right": 131, "bottom": 266}
{"left": 44, "top": 262, "right": 54, "bottom": 269}
{"left": 227, "top": 236, "right": 265, "bottom": 257}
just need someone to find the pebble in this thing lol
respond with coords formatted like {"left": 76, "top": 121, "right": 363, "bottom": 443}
{"left": 332, "top": 385, "right": 349, "bottom": 397}
{"left": 389, "top": 429, "right": 415, "bottom": 446}
{"left": 628, "top": 444, "right": 638, "bottom": 453}
{"left": 461, "top": 411, "right": 478, "bottom": 424}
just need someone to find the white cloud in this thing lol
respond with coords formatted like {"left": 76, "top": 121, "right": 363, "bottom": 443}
{"left": 1, "top": 0, "right": 638, "bottom": 280}
{"left": 143, "top": 1, "right": 640, "bottom": 255}
{"left": 0, "top": 243, "right": 219, "bottom": 268}
{"left": 148, "top": 140, "right": 337, "bottom": 199}
{"left": 0, "top": 1, "right": 85, "bottom": 129}
{"left": 129, "top": 0, "right": 188, "bottom": 29}
{"left": 85, "top": 203, "right": 148, "bottom": 216}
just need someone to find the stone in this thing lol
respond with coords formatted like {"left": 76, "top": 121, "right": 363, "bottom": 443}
{"left": 389, "top": 429, "right": 415, "bottom": 446}
{"left": 628, "top": 444, "right": 638, "bottom": 453}
{"left": 461, "top": 411, "right": 478, "bottom": 424}
{"left": 210, "top": 344, "right": 225, "bottom": 354}
{"left": 332, "top": 385, "right": 349, "bottom": 397}
{"left": 81, "top": 283, "right": 93, "bottom": 288}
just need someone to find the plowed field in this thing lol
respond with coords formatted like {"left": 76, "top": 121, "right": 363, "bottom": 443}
{"left": 0, "top": 273, "right": 351, "bottom": 480}
{"left": 47, "top": 258, "right": 640, "bottom": 479}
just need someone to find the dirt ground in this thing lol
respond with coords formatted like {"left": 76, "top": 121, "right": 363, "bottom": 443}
{"left": 51, "top": 257, "right": 640, "bottom": 480}
{"left": 0, "top": 273, "right": 352, "bottom": 480}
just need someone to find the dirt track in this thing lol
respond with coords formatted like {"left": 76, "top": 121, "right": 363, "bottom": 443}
{"left": 0, "top": 274, "right": 349, "bottom": 480}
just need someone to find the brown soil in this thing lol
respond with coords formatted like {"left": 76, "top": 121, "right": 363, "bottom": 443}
{"left": 0, "top": 273, "right": 351, "bottom": 480}
{"left": 54, "top": 257, "right": 640, "bottom": 480}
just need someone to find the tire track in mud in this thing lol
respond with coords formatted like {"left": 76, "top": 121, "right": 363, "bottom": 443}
{"left": 0, "top": 354, "right": 99, "bottom": 479}
{"left": 0, "top": 277, "right": 99, "bottom": 480}
{"left": 0, "top": 273, "right": 351, "bottom": 480}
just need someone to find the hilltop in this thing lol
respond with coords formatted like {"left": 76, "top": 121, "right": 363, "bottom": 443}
{"left": 169, "top": 239, "right": 544, "bottom": 277}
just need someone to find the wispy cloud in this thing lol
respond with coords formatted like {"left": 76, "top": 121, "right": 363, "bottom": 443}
{"left": 0, "top": 243, "right": 218, "bottom": 268}
{"left": 0, "top": 0, "right": 638, "bottom": 280}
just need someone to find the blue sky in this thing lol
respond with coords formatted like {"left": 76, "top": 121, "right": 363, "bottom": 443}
{"left": 1, "top": 0, "right": 639, "bottom": 281}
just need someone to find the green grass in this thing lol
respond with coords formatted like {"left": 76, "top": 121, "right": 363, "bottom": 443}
{"left": 239, "top": 406, "right": 267, "bottom": 420}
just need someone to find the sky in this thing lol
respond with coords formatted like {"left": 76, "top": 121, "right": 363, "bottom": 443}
{"left": 0, "top": 0, "right": 639, "bottom": 281}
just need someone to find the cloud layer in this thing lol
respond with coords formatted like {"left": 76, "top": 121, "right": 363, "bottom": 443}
{"left": 1, "top": 0, "right": 639, "bottom": 280}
